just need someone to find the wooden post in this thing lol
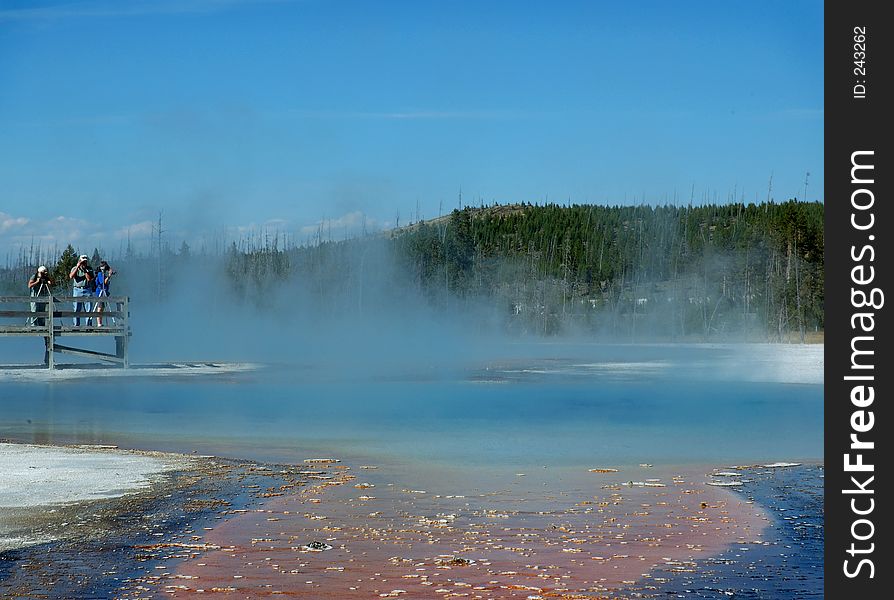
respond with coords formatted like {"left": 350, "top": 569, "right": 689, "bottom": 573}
{"left": 115, "top": 296, "right": 130, "bottom": 368}
{"left": 116, "top": 335, "right": 127, "bottom": 367}
{"left": 124, "top": 296, "right": 130, "bottom": 368}
{"left": 47, "top": 295, "right": 54, "bottom": 369}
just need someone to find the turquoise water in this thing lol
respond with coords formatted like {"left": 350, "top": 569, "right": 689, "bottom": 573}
{"left": 0, "top": 346, "right": 824, "bottom": 597}
{"left": 0, "top": 350, "right": 822, "bottom": 471}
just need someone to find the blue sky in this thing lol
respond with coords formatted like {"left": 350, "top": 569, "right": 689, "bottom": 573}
{"left": 1, "top": 0, "right": 823, "bottom": 257}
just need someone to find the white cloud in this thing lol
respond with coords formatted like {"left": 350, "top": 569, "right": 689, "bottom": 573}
{"left": 1, "top": 211, "right": 381, "bottom": 258}
{"left": 0, "top": 213, "right": 150, "bottom": 258}
{"left": 299, "top": 211, "right": 377, "bottom": 236}
{"left": 1, "top": 212, "right": 30, "bottom": 233}
{"left": 231, "top": 220, "right": 285, "bottom": 235}
{"left": 113, "top": 221, "right": 155, "bottom": 240}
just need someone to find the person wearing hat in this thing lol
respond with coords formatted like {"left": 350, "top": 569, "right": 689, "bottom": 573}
{"left": 27, "top": 266, "right": 54, "bottom": 326}
{"left": 69, "top": 254, "right": 95, "bottom": 326}
{"left": 94, "top": 259, "right": 115, "bottom": 327}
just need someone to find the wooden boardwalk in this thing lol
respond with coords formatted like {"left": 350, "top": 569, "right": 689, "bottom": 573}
{"left": 0, "top": 295, "right": 131, "bottom": 369}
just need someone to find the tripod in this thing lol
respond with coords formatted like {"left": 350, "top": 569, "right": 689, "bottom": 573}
{"left": 92, "top": 287, "right": 116, "bottom": 327}
{"left": 30, "top": 281, "right": 50, "bottom": 326}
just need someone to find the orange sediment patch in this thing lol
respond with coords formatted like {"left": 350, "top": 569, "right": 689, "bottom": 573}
{"left": 144, "top": 465, "right": 768, "bottom": 599}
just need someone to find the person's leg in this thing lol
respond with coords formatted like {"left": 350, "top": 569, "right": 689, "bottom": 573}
{"left": 73, "top": 288, "right": 84, "bottom": 326}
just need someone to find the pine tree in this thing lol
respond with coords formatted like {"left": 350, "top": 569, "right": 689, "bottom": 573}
{"left": 53, "top": 245, "right": 79, "bottom": 291}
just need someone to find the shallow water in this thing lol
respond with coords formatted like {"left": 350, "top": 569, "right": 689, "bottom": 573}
{"left": 641, "top": 464, "right": 824, "bottom": 599}
{"left": 0, "top": 344, "right": 823, "bottom": 597}
{"left": 2, "top": 357, "right": 821, "bottom": 470}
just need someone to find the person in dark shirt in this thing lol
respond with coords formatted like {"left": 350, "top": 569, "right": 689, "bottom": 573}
{"left": 94, "top": 260, "right": 114, "bottom": 327}
{"left": 28, "top": 266, "right": 53, "bottom": 326}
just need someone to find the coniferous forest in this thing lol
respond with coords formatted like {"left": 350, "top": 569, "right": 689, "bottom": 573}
{"left": 228, "top": 200, "right": 823, "bottom": 341}
{"left": 2, "top": 201, "right": 823, "bottom": 341}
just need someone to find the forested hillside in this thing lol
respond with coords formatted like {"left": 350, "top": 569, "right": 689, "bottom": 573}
{"left": 388, "top": 201, "right": 823, "bottom": 339}
{"left": 249, "top": 201, "right": 823, "bottom": 340}
{"left": 1, "top": 201, "right": 823, "bottom": 341}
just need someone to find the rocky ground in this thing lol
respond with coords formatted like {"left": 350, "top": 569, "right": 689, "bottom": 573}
{"left": 0, "top": 444, "right": 317, "bottom": 598}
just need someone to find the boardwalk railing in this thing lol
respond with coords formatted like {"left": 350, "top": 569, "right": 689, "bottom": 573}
{"left": 0, "top": 295, "right": 131, "bottom": 368}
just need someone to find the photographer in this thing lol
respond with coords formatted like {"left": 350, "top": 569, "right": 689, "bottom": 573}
{"left": 27, "top": 266, "right": 54, "bottom": 326}
{"left": 94, "top": 260, "right": 115, "bottom": 327}
{"left": 69, "top": 254, "right": 94, "bottom": 326}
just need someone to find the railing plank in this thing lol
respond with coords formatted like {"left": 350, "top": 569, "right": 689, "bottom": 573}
{"left": 0, "top": 311, "right": 127, "bottom": 319}
{"left": 0, "top": 296, "right": 129, "bottom": 303}
{"left": 53, "top": 343, "right": 125, "bottom": 363}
